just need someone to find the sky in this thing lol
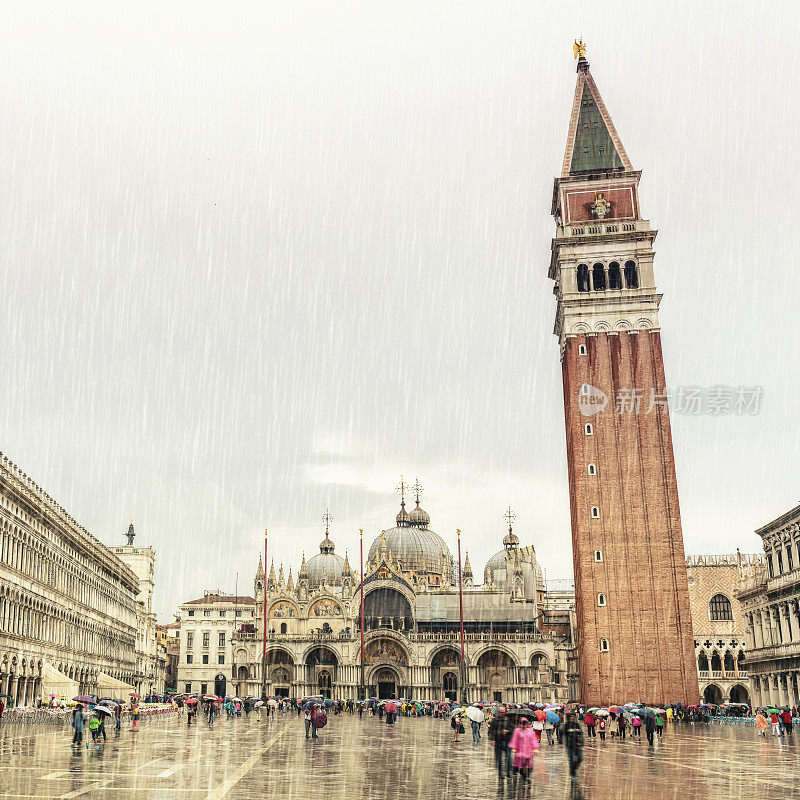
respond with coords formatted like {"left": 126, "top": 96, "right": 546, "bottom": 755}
{"left": 1, "top": 2, "right": 799, "bottom": 621}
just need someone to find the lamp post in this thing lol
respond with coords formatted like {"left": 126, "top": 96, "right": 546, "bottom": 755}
{"left": 261, "top": 529, "right": 268, "bottom": 701}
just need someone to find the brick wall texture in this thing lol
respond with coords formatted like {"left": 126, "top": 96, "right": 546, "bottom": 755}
{"left": 562, "top": 329, "right": 699, "bottom": 706}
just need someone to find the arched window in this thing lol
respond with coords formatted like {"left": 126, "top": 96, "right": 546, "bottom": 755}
{"left": 578, "top": 344, "right": 587, "bottom": 356}
{"left": 577, "top": 264, "right": 590, "bottom": 292}
{"left": 624, "top": 260, "right": 638, "bottom": 289}
{"left": 597, "top": 593, "right": 606, "bottom": 607}
{"left": 584, "top": 423, "right": 593, "bottom": 435}
{"left": 724, "top": 651, "right": 735, "bottom": 673}
{"left": 697, "top": 651, "right": 709, "bottom": 671}
{"left": 592, "top": 263, "right": 606, "bottom": 291}
{"left": 709, "top": 594, "right": 733, "bottom": 621}
{"left": 594, "top": 549, "right": 603, "bottom": 562}
{"left": 590, "top": 506, "right": 600, "bottom": 518}
{"left": 599, "top": 638, "right": 610, "bottom": 652}
{"left": 608, "top": 261, "right": 622, "bottom": 289}
{"left": 280, "top": 622, "right": 287, "bottom": 634}
{"left": 587, "top": 463, "right": 596, "bottom": 476}
{"left": 710, "top": 652, "right": 722, "bottom": 671}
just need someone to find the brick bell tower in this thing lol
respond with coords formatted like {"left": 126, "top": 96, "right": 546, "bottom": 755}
{"left": 550, "top": 45, "right": 698, "bottom": 706}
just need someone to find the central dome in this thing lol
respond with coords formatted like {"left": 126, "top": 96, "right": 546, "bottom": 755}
{"left": 369, "top": 502, "right": 454, "bottom": 577}
{"left": 306, "top": 531, "right": 345, "bottom": 588}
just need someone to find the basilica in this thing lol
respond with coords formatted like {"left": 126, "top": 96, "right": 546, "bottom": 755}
{"left": 229, "top": 485, "right": 577, "bottom": 703}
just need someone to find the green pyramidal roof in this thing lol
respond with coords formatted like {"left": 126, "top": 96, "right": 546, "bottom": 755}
{"left": 570, "top": 85, "right": 625, "bottom": 174}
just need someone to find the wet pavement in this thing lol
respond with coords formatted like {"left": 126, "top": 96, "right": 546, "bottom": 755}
{"left": 0, "top": 711, "right": 797, "bottom": 800}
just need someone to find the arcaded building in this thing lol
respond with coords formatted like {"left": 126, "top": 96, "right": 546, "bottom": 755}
{"left": 230, "top": 491, "right": 576, "bottom": 702}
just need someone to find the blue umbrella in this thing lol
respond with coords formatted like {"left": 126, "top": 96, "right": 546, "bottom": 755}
{"left": 545, "top": 710, "right": 560, "bottom": 724}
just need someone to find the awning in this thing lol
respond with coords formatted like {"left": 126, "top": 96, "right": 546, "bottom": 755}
{"left": 96, "top": 671, "right": 136, "bottom": 694}
{"left": 41, "top": 662, "right": 78, "bottom": 699}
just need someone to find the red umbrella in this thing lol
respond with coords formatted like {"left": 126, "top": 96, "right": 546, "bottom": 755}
{"left": 384, "top": 701, "right": 397, "bottom": 713}
{"left": 185, "top": 698, "right": 198, "bottom": 706}
{"left": 129, "top": 693, "right": 141, "bottom": 699}
{"left": 609, "top": 706, "right": 621, "bottom": 714}
{"left": 534, "top": 709, "right": 546, "bottom": 722}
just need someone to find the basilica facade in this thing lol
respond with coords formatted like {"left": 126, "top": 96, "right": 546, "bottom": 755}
{"left": 229, "top": 491, "right": 576, "bottom": 703}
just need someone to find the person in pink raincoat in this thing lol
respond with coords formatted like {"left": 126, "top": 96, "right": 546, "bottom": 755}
{"left": 509, "top": 717, "right": 540, "bottom": 784}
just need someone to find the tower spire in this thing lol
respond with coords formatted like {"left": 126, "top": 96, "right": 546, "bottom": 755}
{"left": 561, "top": 47, "right": 632, "bottom": 178}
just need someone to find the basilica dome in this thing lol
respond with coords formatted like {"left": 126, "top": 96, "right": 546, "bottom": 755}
{"left": 368, "top": 501, "right": 454, "bottom": 578}
{"left": 306, "top": 531, "right": 345, "bottom": 588}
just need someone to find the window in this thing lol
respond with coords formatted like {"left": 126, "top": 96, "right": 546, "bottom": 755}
{"left": 186, "top": 654, "right": 193, "bottom": 664}
{"left": 594, "top": 549, "right": 603, "bottom": 562}
{"left": 185, "top": 683, "right": 192, "bottom": 693}
{"left": 202, "top": 654, "right": 209, "bottom": 665}
{"left": 578, "top": 344, "right": 587, "bottom": 356}
{"left": 587, "top": 464, "right": 596, "bottom": 476}
{"left": 624, "top": 260, "right": 638, "bottom": 289}
{"left": 787, "top": 546, "right": 794, "bottom": 572}
{"left": 235, "top": 610, "right": 242, "bottom": 618}
{"left": 219, "top": 610, "right": 226, "bottom": 617}
{"left": 186, "top": 632, "right": 194, "bottom": 648}
{"left": 598, "top": 593, "right": 606, "bottom": 606}
{"left": 592, "top": 263, "right": 606, "bottom": 291}
{"left": 577, "top": 264, "right": 590, "bottom": 293}
{"left": 201, "top": 683, "right": 207, "bottom": 695}
{"left": 767, "top": 554, "right": 774, "bottom": 578}
{"left": 188, "top": 610, "right": 195, "bottom": 617}
{"left": 608, "top": 261, "right": 622, "bottom": 290}
{"left": 580, "top": 383, "right": 591, "bottom": 395}
{"left": 709, "top": 594, "right": 733, "bottom": 621}
{"left": 590, "top": 506, "right": 600, "bottom": 518}
{"left": 202, "top": 632, "right": 210, "bottom": 647}
{"left": 280, "top": 623, "right": 287, "bottom": 634}
{"left": 218, "top": 632, "right": 225, "bottom": 647}
{"left": 203, "top": 610, "right": 211, "bottom": 617}
{"left": 218, "top": 654, "right": 225, "bottom": 665}
{"left": 584, "top": 423, "right": 593, "bottom": 435}
{"left": 600, "top": 638, "right": 610, "bottom": 652}
{"left": 777, "top": 550, "right": 784, "bottom": 574}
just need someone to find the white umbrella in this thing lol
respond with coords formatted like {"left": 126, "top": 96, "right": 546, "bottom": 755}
{"left": 465, "top": 706, "right": 485, "bottom": 723}
{"left": 268, "top": 698, "right": 278, "bottom": 707}
{"left": 450, "top": 707, "right": 463, "bottom": 718}
{"left": 94, "top": 705, "right": 112, "bottom": 717}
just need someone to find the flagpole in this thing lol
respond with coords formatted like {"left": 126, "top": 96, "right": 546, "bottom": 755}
{"left": 457, "top": 529, "right": 466, "bottom": 703}
{"left": 261, "top": 529, "right": 268, "bottom": 701}
{"left": 359, "top": 528, "right": 365, "bottom": 700}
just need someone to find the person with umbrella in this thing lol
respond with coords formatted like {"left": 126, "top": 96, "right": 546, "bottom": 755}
{"left": 451, "top": 705, "right": 465, "bottom": 744}
{"left": 563, "top": 712, "right": 584, "bottom": 779}
{"left": 644, "top": 711, "right": 656, "bottom": 746}
{"left": 466, "top": 704, "right": 484, "bottom": 743}
{"left": 71, "top": 703, "right": 86, "bottom": 749}
{"left": 487, "top": 705, "right": 514, "bottom": 784}
{"left": 584, "top": 708, "right": 596, "bottom": 738}
{"left": 384, "top": 700, "right": 397, "bottom": 725}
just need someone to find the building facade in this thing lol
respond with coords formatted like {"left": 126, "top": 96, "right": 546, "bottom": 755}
{"left": 736, "top": 504, "right": 800, "bottom": 708}
{"left": 176, "top": 593, "right": 256, "bottom": 698}
{"left": 0, "top": 452, "right": 139, "bottom": 704}
{"left": 686, "top": 553, "right": 759, "bottom": 705}
{"left": 157, "top": 622, "right": 180, "bottom": 691}
{"left": 548, "top": 48, "right": 698, "bottom": 705}
{"left": 230, "top": 492, "right": 576, "bottom": 703}
{"left": 111, "top": 523, "right": 165, "bottom": 695}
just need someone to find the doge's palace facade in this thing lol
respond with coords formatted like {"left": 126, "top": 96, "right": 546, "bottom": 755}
{"left": 0, "top": 452, "right": 139, "bottom": 705}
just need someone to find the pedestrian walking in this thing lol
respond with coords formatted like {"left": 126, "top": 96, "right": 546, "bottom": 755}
{"left": 304, "top": 704, "right": 314, "bottom": 738}
{"left": 631, "top": 715, "right": 641, "bottom": 737}
{"left": 545, "top": 716, "right": 555, "bottom": 745}
{"left": 770, "top": 711, "right": 781, "bottom": 736}
{"left": 645, "top": 713, "right": 656, "bottom": 747}
{"left": 597, "top": 717, "right": 606, "bottom": 741}
{"left": 206, "top": 701, "right": 215, "bottom": 727}
{"left": 781, "top": 709, "right": 792, "bottom": 734}
{"left": 488, "top": 705, "right": 514, "bottom": 783}
{"left": 608, "top": 714, "right": 618, "bottom": 740}
{"left": 509, "top": 717, "right": 539, "bottom": 785}
{"left": 584, "top": 710, "right": 596, "bottom": 738}
{"left": 71, "top": 704, "right": 85, "bottom": 749}
{"left": 755, "top": 711, "right": 769, "bottom": 737}
{"left": 563, "top": 712, "right": 584, "bottom": 778}
{"left": 131, "top": 703, "right": 140, "bottom": 731}
{"left": 451, "top": 708, "right": 465, "bottom": 743}
{"left": 618, "top": 712, "right": 626, "bottom": 741}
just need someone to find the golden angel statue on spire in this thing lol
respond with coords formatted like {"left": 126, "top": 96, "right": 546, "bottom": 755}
{"left": 573, "top": 39, "right": 587, "bottom": 59}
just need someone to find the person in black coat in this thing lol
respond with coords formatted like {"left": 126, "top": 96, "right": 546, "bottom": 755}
{"left": 487, "top": 706, "right": 514, "bottom": 781}
{"left": 645, "top": 713, "right": 656, "bottom": 746}
{"left": 563, "top": 713, "right": 584, "bottom": 777}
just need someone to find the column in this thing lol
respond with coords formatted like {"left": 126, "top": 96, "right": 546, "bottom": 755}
{"left": 752, "top": 613, "right": 764, "bottom": 649}
{"left": 781, "top": 604, "right": 793, "bottom": 644}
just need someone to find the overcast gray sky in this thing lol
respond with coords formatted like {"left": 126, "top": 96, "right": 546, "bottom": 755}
{"left": 2, "top": 2, "right": 798, "bottom": 621}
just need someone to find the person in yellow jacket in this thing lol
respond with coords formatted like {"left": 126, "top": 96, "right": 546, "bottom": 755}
{"left": 666, "top": 707, "right": 674, "bottom": 723}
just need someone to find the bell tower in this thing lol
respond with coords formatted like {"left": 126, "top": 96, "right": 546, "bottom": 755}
{"left": 550, "top": 45, "right": 698, "bottom": 705}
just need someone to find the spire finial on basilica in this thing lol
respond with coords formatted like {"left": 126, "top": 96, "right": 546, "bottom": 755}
{"left": 287, "top": 569, "right": 294, "bottom": 592}
{"left": 503, "top": 506, "right": 519, "bottom": 550}
{"left": 126, "top": 520, "right": 135, "bottom": 545}
{"left": 322, "top": 508, "right": 333, "bottom": 535}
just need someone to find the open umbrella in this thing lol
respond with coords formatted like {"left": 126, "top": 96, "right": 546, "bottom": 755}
{"left": 609, "top": 706, "right": 621, "bottom": 714}
{"left": 94, "top": 705, "right": 112, "bottom": 717}
{"left": 385, "top": 701, "right": 397, "bottom": 713}
{"left": 545, "top": 710, "right": 560, "bottom": 724}
{"left": 72, "top": 695, "right": 95, "bottom": 705}
{"left": 534, "top": 709, "right": 546, "bottom": 722}
{"left": 129, "top": 693, "right": 141, "bottom": 699}
{"left": 594, "top": 709, "right": 610, "bottom": 717}
{"left": 465, "top": 706, "right": 485, "bottom": 723}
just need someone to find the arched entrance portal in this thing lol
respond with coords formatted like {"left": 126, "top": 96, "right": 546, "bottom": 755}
{"left": 729, "top": 684, "right": 750, "bottom": 705}
{"left": 477, "top": 649, "right": 515, "bottom": 703}
{"left": 214, "top": 674, "right": 226, "bottom": 698}
{"left": 703, "top": 683, "right": 723, "bottom": 705}
{"left": 306, "top": 647, "right": 338, "bottom": 699}
{"left": 443, "top": 672, "right": 457, "bottom": 702}
{"left": 376, "top": 668, "right": 399, "bottom": 699}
